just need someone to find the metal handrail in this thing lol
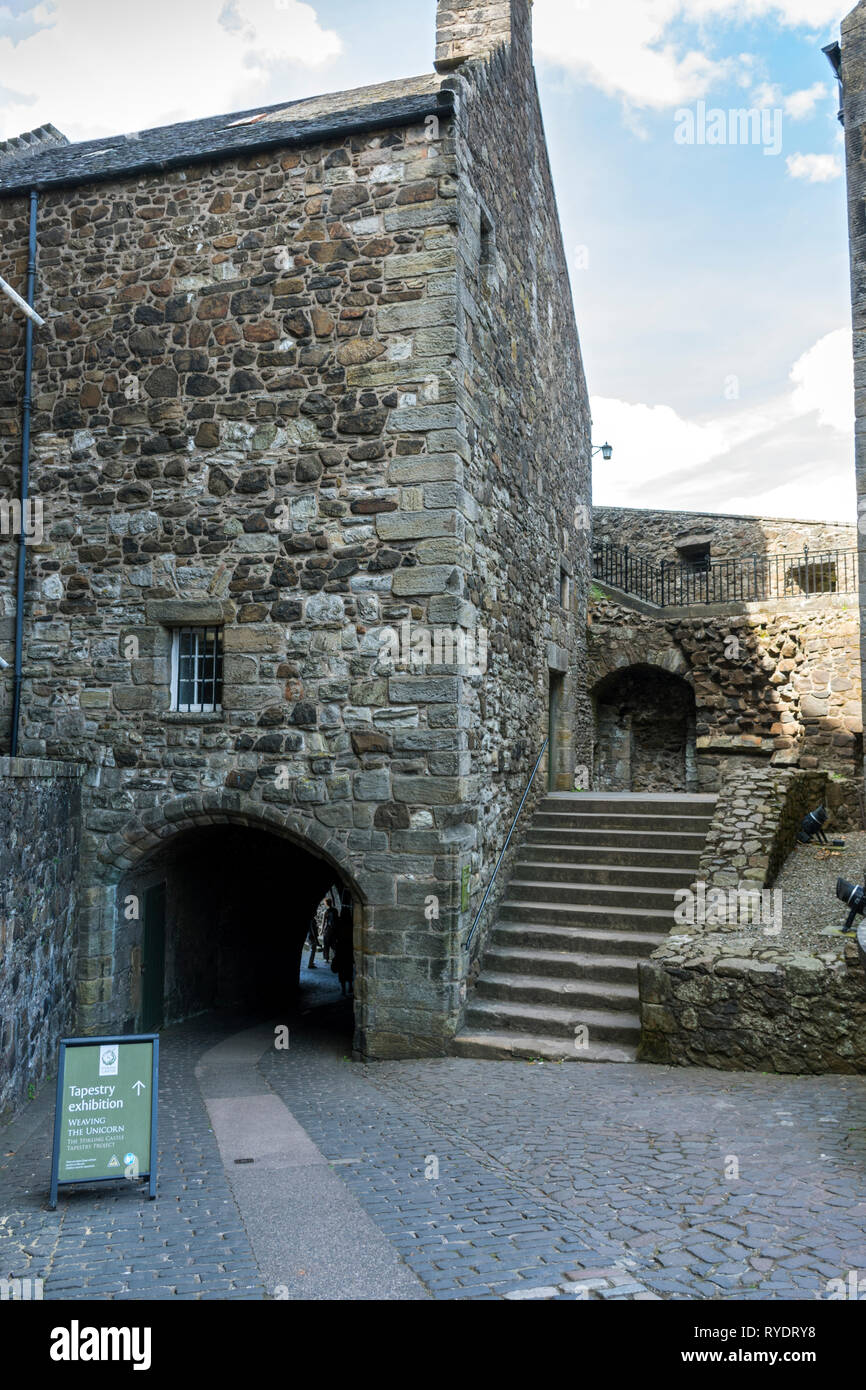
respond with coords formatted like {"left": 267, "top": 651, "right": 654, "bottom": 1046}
{"left": 464, "top": 738, "right": 549, "bottom": 953}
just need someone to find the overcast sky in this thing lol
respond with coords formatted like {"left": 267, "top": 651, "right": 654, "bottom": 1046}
{"left": 0, "top": 0, "right": 856, "bottom": 522}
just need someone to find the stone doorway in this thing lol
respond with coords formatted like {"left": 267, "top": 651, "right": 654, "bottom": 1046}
{"left": 548, "top": 671, "right": 565, "bottom": 792}
{"left": 116, "top": 824, "right": 357, "bottom": 1043}
{"left": 592, "top": 664, "right": 697, "bottom": 792}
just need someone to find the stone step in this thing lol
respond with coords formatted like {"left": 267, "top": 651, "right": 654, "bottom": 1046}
{"left": 539, "top": 793, "right": 716, "bottom": 812}
{"left": 451, "top": 1030, "right": 638, "bottom": 1063}
{"left": 454, "top": 792, "right": 712, "bottom": 1065}
{"left": 507, "top": 878, "right": 681, "bottom": 908}
{"left": 497, "top": 897, "right": 676, "bottom": 930}
{"left": 533, "top": 811, "right": 714, "bottom": 833}
{"left": 524, "top": 826, "right": 708, "bottom": 850}
{"left": 491, "top": 920, "right": 668, "bottom": 955}
{"left": 463, "top": 998, "right": 642, "bottom": 1043}
{"left": 521, "top": 842, "right": 702, "bottom": 870}
{"left": 484, "top": 944, "right": 642, "bottom": 983}
{"left": 512, "top": 860, "right": 696, "bottom": 889}
{"left": 475, "top": 971, "right": 638, "bottom": 1011}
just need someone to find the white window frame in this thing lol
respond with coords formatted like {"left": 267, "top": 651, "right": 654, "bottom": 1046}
{"left": 170, "top": 626, "right": 223, "bottom": 713}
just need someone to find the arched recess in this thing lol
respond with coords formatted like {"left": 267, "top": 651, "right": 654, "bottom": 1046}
{"left": 591, "top": 663, "right": 697, "bottom": 792}
{"left": 76, "top": 792, "right": 371, "bottom": 1053}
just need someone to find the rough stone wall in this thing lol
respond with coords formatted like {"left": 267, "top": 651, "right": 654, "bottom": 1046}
{"left": 638, "top": 765, "right": 866, "bottom": 1074}
{"left": 686, "top": 765, "right": 826, "bottom": 895}
{"left": 588, "top": 593, "right": 862, "bottom": 821}
{"left": 0, "top": 757, "right": 82, "bottom": 1119}
{"left": 442, "top": 0, "right": 592, "bottom": 972}
{"left": 0, "top": 113, "right": 476, "bottom": 1058}
{"left": 842, "top": 0, "right": 866, "bottom": 817}
{"left": 436, "top": 1, "right": 513, "bottom": 72}
{"left": 593, "top": 507, "right": 855, "bottom": 565}
{"left": 639, "top": 936, "right": 866, "bottom": 1074}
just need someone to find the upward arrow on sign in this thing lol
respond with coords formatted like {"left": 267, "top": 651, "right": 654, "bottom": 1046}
{"left": 132, "top": 1080, "right": 146, "bottom": 1095}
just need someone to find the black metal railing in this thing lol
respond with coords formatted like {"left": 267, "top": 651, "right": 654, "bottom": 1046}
{"left": 592, "top": 540, "right": 858, "bottom": 607}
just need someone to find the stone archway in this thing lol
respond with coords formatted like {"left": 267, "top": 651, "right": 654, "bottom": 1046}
{"left": 591, "top": 664, "right": 697, "bottom": 792}
{"left": 75, "top": 792, "right": 371, "bottom": 1054}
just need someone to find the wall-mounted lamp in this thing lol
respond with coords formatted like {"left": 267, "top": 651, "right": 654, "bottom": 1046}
{"left": 592, "top": 442, "right": 613, "bottom": 460}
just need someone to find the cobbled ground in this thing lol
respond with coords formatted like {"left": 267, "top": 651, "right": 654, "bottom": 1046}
{"left": 2, "top": 997, "right": 865, "bottom": 1301}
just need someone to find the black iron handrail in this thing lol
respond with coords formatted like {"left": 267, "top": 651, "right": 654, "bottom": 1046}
{"left": 592, "top": 540, "right": 858, "bottom": 607}
{"left": 464, "top": 738, "right": 549, "bottom": 953}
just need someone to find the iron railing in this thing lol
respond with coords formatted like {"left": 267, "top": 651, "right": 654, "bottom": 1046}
{"left": 592, "top": 540, "right": 858, "bottom": 607}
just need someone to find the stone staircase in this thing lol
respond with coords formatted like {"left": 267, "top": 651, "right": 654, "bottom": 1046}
{"left": 453, "top": 792, "right": 716, "bottom": 1063}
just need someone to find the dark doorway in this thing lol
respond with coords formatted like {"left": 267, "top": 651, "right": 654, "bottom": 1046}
{"left": 118, "top": 825, "right": 357, "bottom": 1045}
{"left": 592, "top": 664, "right": 697, "bottom": 792}
{"left": 141, "top": 883, "right": 166, "bottom": 1032}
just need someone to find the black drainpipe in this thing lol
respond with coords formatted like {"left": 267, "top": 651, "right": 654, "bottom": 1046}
{"left": 10, "top": 188, "right": 38, "bottom": 757}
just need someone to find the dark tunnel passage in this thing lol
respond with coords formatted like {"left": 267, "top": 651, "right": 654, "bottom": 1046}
{"left": 116, "top": 824, "right": 356, "bottom": 1041}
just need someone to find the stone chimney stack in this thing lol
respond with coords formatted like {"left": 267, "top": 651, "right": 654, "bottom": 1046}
{"left": 435, "top": 1, "right": 516, "bottom": 73}
{"left": 0, "top": 123, "right": 68, "bottom": 168}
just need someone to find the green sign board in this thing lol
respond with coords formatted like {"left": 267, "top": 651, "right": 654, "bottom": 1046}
{"left": 49, "top": 1035, "right": 159, "bottom": 1208}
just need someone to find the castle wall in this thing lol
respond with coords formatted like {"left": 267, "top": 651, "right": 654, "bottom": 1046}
{"left": 0, "top": 757, "right": 82, "bottom": 1119}
{"left": 441, "top": 0, "right": 593, "bottom": 970}
{"left": 593, "top": 507, "right": 855, "bottom": 565}
{"left": 842, "top": 0, "right": 866, "bottom": 808}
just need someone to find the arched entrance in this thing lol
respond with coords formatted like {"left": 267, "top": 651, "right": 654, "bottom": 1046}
{"left": 78, "top": 794, "right": 368, "bottom": 1052}
{"left": 592, "top": 664, "right": 697, "bottom": 792}
{"left": 117, "top": 823, "right": 353, "bottom": 1037}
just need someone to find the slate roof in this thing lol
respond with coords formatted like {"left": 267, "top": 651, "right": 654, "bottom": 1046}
{"left": 0, "top": 74, "right": 453, "bottom": 196}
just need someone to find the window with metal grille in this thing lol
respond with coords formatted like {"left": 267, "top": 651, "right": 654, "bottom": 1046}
{"left": 170, "top": 626, "right": 223, "bottom": 713}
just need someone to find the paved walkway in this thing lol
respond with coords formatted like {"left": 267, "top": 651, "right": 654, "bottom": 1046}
{"left": 2, "top": 966, "right": 866, "bottom": 1300}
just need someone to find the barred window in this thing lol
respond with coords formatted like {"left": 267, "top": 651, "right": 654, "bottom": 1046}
{"left": 170, "top": 627, "right": 223, "bottom": 713}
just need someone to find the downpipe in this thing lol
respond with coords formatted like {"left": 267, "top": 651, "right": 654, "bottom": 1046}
{"left": 9, "top": 189, "right": 38, "bottom": 757}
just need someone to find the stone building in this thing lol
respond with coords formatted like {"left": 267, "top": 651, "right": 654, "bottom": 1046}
{"left": 0, "top": 0, "right": 591, "bottom": 1105}
{"left": 839, "top": 0, "right": 866, "bottom": 790}
{"left": 590, "top": 507, "right": 861, "bottom": 820}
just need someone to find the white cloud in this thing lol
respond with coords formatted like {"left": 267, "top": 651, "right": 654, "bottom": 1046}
{"left": 786, "top": 151, "right": 843, "bottom": 181}
{"left": 534, "top": 0, "right": 848, "bottom": 112}
{"left": 533, "top": 1, "right": 734, "bottom": 110}
{"left": 790, "top": 328, "right": 853, "bottom": 433}
{"left": 783, "top": 82, "right": 829, "bottom": 119}
{"left": 591, "top": 329, "right": 855, "bottom": 521}
{"left": 0, "top": 0, "right": 342, "bottom": 142}
{"left": 590, "top": 399, "right": 730, "bottom": 484}
{"left": 755, "top": 81, "right": 832, "bottom": 119}
{"left": 752, "top": 82, "right": 782, "bottom": 108}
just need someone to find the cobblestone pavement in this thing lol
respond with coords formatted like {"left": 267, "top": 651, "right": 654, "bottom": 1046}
{"left": 262, "top": 1019, "right": 866, "bottom": 1301}
{"left": 0, "top": 1014, "right": 266, "bottom": 1300}
{"left": 2, "top": 978, "right": 866, "bottom": 1301}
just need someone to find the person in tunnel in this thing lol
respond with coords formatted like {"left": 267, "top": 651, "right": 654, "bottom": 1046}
{"left": 306, "top": 911, "right": 321, "bottom": 968}
{"left": 330, "top": 889, "right": 354, "bottom": 996}
{"left": 322, "top": 887, "right": 340, "bottom": 965}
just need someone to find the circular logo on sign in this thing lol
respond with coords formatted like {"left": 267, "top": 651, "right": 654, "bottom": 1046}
{"left": 124, "top": 1153, "right": 136, "bottom": 1165}
{"left": 101, "top": 1048, "right": 117, "bottom": 1066}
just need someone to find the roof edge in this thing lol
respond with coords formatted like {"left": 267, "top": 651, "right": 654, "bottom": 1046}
{"left": 0, "top": 90, "right": 455, "bottom": 198}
